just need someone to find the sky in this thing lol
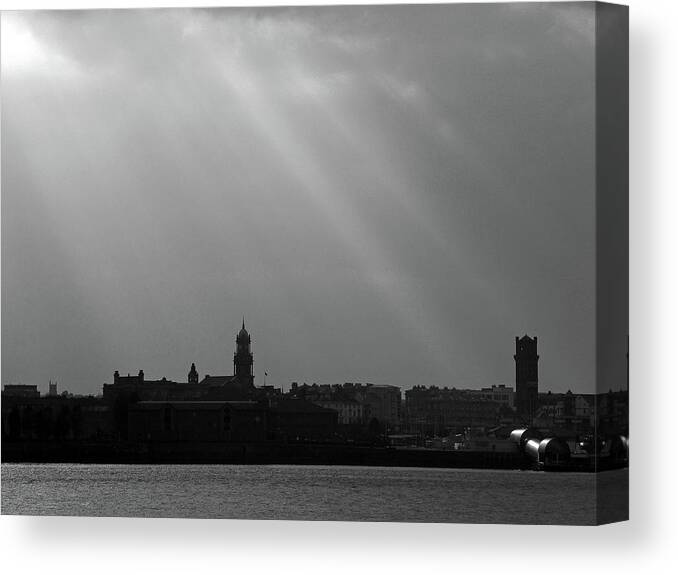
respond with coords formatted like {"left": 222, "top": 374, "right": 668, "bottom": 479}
{"left": 1, "top": 4, "right": 605, "bottom": 395}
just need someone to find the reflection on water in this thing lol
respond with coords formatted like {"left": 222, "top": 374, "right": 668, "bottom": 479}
{"left": 1, "top": 463, "right": 626, "bottom": 525}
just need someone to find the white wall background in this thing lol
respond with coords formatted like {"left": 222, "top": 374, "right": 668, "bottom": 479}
{"left": 1, "top": 0, "right": 675, "bottom": 573}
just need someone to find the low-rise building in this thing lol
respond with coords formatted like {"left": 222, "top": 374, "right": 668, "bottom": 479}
{"left": 2, "top": 384, "right": 40, "bottom": 398}
{"left": 405, "top": 386, "right": 503, "bottom": 435}
{"left": 534, "top": 391, "right": 594, "bottom": 434}
{"left": 287, "top": 381, "right": 402, "bottom": 429}
{"left": 128, "top": 401, "right": 267, "bottom": 442}
{"left": 353, "top": 384, "right": 402, "bottom": 430}
{"left": 314, "top": 398, "right": 364, "bottom": 425}
{"left": 267, "top": 399, "right": 338, "bottom": 441}
{"left": 1, "top": 393, "right": 114, "bottom": 441}
{"left": 468, "top": 384, "right": 515, "bottom": 409}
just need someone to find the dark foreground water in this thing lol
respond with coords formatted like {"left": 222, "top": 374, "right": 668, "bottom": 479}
{"left": 1, "top": 463, "right": 627, "bottom": 524}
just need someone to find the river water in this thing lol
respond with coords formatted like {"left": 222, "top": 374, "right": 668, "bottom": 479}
{"left": 1, "top": 463, "right": 627, "bottom": 524}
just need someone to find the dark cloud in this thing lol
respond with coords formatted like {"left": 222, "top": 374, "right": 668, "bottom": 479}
{"left": 1, "top": 4, "right": 600, "bottom": 394}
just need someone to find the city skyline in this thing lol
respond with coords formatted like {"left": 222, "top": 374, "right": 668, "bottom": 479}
{"left": 3, "top": 321, "right": 622, "bottom": 397}
{"left": 2, "top": 5, "right": 611, "bottom": 395}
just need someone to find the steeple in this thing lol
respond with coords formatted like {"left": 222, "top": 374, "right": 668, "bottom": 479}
{"left": 234, "top": 320, "right": 254, "bottom": 386}
{"left": 237, "top": 318, "right": 250, "bottom": 344}
{"left": 188, "top": 362, "right": 199, "bottom": 384}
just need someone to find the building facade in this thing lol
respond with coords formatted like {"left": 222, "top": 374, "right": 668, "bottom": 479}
{"left": 468, "top": 384, "right": 515, "bottom": 409}
{"left": 128, "top": 401, "right": 268, "bottom": 442}
{"left": 405, "top": 386, "right": 502, "bottom": 435}
{"left": 354, "top": 384, "right": 402, "bottom": 430}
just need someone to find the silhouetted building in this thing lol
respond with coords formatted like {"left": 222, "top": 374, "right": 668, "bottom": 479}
{"left": 1, "top": 393, "right": 114, "bottom": 441}
{"left": 467, "top": 384, "right": 515, "bottom": 409}
{"left": 514, "top": 335, "right": 539, "bottom": 425}
{"left": 287, "top": 382, "right": 402, "bottom": 430}
{"left": 534, "top": 391, "right": 593, "bottom": 435}
{"left": 48, "top": 380, "right": 58, "bottom": 397}
{"left": 234, "top": 318, "right": 254, "bottom": 387}
{"left": 405, "top": 386, "right": 502, "bottom": 435}
{"left": 128, "top": 401, "right": 267, "bottom": 442}
{"left": 314, "top": 397, "right": 364, "bottom": 425}
{"left": 188, "top": 363, "right": 199, "bottom": 384}
{"left": 353, "top": 384, "right": 402, "bottom": 430}
{"left": 267, "top": 399, "right": 338, "bottom": 442}
{"left": 94, "top": 321, "right": 343, "bottom": 443}
{"left": 104, "top": 322, "right": 258, "bottom": 404}
{"left": 2, "top": 384, "right": 40, "bottom": 398}
{"left": 287, "top": 383, "right": 359, "bottom": 424}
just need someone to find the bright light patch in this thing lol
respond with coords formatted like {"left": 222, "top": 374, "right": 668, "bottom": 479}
{"left": 1, "top": 18, "right": 47, "bottom": 71}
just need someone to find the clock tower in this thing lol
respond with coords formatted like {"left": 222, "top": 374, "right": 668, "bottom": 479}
{"left": 234, "top": 319, "right": 254, "bottom": 387}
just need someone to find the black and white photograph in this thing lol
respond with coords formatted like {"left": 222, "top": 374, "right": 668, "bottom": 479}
{"left": 1, "top": 1, "right": 628, "bottom": 526}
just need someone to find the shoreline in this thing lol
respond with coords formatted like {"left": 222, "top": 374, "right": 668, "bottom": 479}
{"left": 1, "top": 441, "right": 627, "bottom": 472}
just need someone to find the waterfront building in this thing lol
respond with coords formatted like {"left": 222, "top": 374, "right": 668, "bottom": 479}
{"left": 288, "top": 383, "right": 363, "bottom": 424}
{"left": 267, "top": 399, "right": 338, "bottom": 441}
{"left": 1, "top": 393, "right": 114, "bottom": 441}
{"left": 97, "top": 321, "right": 337, "bottom": 442}
{"left": 534, "top": 391, "right": 593, "bottom": 435}
{"left": 128, "top": 400, "right": 268, "bottom": 442}
{"left": 314, "top": 398, "right": 364, "bottom": 425}
{"left": 404, "top": 386, "right": 502, "bottom": 435}
{"left": 103, "top": 321, "right": 257, "bottom": 403}
{"left": 353, "top": 384, "right": 402, "bottom": 430}
{"left": 287, "top": 382, "right": 402, "bottom": 430}
{"left": 467, "top": 384, "right": 515, "bottom": 409}
{"left": 2, "top": 384, "right": 40, "bottom": 398}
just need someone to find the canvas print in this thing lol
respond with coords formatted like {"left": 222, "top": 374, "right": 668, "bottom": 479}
{"left": 0, "top": 2, "right": 628, "bottom": 525}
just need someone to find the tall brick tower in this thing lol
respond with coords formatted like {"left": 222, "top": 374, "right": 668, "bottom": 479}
{"left": 514, "top": 335, "right": 539, "bottom": 425}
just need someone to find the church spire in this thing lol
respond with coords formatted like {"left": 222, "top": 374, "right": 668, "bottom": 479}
{"left": 234, "top": 320, "right": 254, "bottom": 386}
{"left": 188, "top": 362, "right": 198, "bottom": 384}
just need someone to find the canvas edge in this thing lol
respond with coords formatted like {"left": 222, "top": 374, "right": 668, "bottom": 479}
{"left": 594, "top": 0, "right": 629, "bottom": 525}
